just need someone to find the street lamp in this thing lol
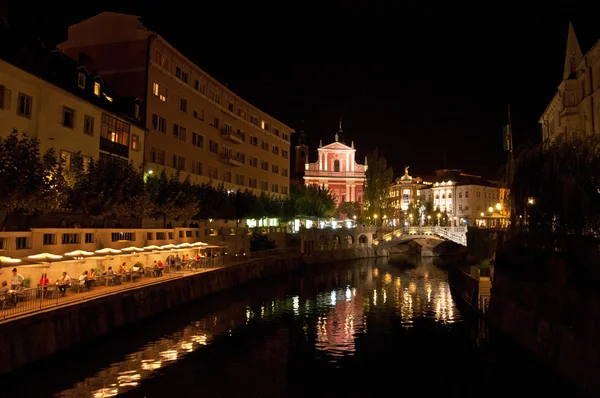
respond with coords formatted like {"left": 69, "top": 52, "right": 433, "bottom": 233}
{"left": 495, "top": 203, "right": 502, "bottom": 211}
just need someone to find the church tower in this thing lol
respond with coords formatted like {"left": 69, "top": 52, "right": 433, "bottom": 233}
{"left": 563, "top": 21, "right": 583, "bottom": 80}
{"left": 292, "top": 121, "right": 309, "bottom": 186}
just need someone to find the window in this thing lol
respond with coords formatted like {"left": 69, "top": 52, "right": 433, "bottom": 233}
{"left": 152, "top": 82, "right": 167, "bottom": 102}
{"left": 271, "top": 184, "right": 278, "bottom": 193}
{"left": 151, "top": 147, "right": 165, "bottom": 165}
{"left": 77, "top": 73, "right": 86, "bottom": 89}
{"left": 193, "top": 106, "right": 204, "bottom": 120}
{"left": 155, "top": 50, "right": 169, "bottom": 70}
{"left": 465, "top": 191, "right": 469, "bottom": 198}
{"left": 249, "top": 157, "right": 257, "bottom": 167}
{"left": 131, "top": 134, "right": 140, "bottom": 151}
{"left": 271, "top": 164, "right": 279, "bottom": 174}
{"left": 0, "top": 85, "right": 5, "bottom": 109}
{"left": 172, "top": 155, "right": 185, "bottom": 171}
{"left": 282, "top": 186, "right": 288, "bottom": 195}
{"left": 274, "top": 128, "right": 280, "bottom": 136}
{"left": 250, "top": 115, "right": 259, "bottom": 125}
{"left": 134, "top": 104, "right": 140, "bottom": 120}
{"left": 209, "top": 115, "right": 220, "bottom": 128}
{"left": 62, "top": 107, "right": 75, "bottom": 128}
{"left": 272, "top": 146, "right": 279, "bottom": 155}
{"left": 223, "top": 170, "right": 232, "bottom": 183}
{"left": 283, "top": 133, "right": 289, "bottom": 141}
{"left": 208, "top": 165, "right": 218, "bottom": 179}
{"left": 282, "top": 150, "right": 289, "bottom": 159}
{"left": 261, "top": 180, "right": 269, "bottom": 190}
{"left": 17, "top": 93, "right": 32, "bottom": 117}
{"left": 173, "top": 124, "right": 186, "bottom": 141}
{"left": 334, "top": 159, "right": 340, "bottom": 172}
{"left": 261, "top": 160, "right": 269, "bottom": 171}
{"left": 236, "top": 152, "right": 245, "bottom": 163}
{"left": 261, "top": 120, "right": 266, "bottom": 129}
{"left": 211, "top": 91, "right": 220, "bottom": 103}
{"left": 175, "top": 66, "right": 188, "bottom": 83}
{"left": 94, "top": 82, "right": 101, "bottom": 96}
{"left": 83, "top": 115, "right": 94, "bottom": 135}
{"left": 152, "top": 114, "right": 167, "bottom": 133}
{"left": 180, "top": 97, "right": 187, "bottom": 112}
{"left": 227, "top": 102, "right": 234, "bottom": 112}
{"left": 249, "top": 177, "right": 257, "bottom": 188}
{"left": 282, "top": 168, "right": 288, "bottom": 177}
{"left": 60, "top": 150, "right": 73, "bottom": 170}
{"left": 238, "top": 108, "right": 247, "bottom": 119}
{"left": 261, "top": 141, "right": 269, "bottom": 151}
{"left": 209, "top": 140, "right": 219, "bottom": 153}
{"left": 101, "top": 113, "right": 130, "bottom": 146}
{"left": 236, "top": 174, "right": 245, "bottom": 185}
{"left": 249, "top": 136, "right": 258, "bottom": 146}
{"left": 193, "top": 161, "right": 203, "bottom": 175}
{"left": 194, "top": 79, "right": 199, "bottom": 90}
{"left": 192, "top": 132, "right": 203, "bottom": 148}
{"left": 224, "top": 123, "right": 233, "bottom": 132}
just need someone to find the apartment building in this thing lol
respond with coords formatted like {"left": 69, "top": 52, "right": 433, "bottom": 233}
{"left": 419, "top": 169, "right": 508, "bottom": 226}
{"left": 58, "top": 12, "right": 294, "bottom": 197}
{"left": 0, "top": 36, "right": 145, "bottom": 168}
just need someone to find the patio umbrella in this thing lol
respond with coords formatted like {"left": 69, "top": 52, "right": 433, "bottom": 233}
{"left": 121, "top": 246, "right": 145, "bottom": 253}
{"left": 27, "top": 252, "right": 63, "bottom": 268}
{"left": 159, "top": 244, "right": 177, "bottom": 250}
{"left": 95, "top": 248, "right": 122, "bottom": 255}
{"left": 143, "top": 245, "right": 161, "bottom": 251}
{"left": 176, "top": 243, "right": 193, "bottom": 248}
{"left": 64, "top": 250, "right": 95, "bottom": 259}
{"left": 0, "top": 256, "right": 22, "bottom": 266}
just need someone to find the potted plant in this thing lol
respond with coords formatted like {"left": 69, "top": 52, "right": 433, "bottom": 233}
{"left": 21, "top": 276, "right": 32, "bottom": 288}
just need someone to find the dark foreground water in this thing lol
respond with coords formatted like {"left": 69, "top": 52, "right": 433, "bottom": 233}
{"left": 3, "top": 256, "right": 579, "bottom": 397}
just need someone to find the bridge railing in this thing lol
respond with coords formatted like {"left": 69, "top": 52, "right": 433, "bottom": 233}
{"left": 375, "top": 226, "right": 467, "bottom": 246}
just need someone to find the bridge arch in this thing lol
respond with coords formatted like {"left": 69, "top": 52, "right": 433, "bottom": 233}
{"left": 345, "top": 235, "right": 354, "bottom": 245}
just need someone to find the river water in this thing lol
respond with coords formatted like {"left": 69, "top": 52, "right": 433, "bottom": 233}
{"left": 6, "top": 256, "right": 578, "bottom": 397}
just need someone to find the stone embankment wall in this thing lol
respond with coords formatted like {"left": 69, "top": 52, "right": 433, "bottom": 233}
{"left": 0, "top": 254, "right": 302, "bottom": 375}
{"left": 488, "top": 265, "right": 600, "bottom": 395}
{"left": 0, "top": 247, "right": 379, "bottom": 375}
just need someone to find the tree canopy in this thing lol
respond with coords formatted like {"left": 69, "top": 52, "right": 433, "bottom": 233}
{"left": 364, "top": 148, "right": 394, "bottom": 224}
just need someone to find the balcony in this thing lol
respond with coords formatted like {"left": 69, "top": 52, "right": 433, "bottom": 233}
{"left": 100, "top": 137, "right": 129, "bottom": 158}
{"left": 219, "top": 153, "right": 243, "bottom": 167}
{"left": 220, "top": 128, "right": 245, "bottom": 144}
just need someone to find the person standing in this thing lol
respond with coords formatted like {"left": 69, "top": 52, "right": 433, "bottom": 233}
{"left": 10, "top": 268, "right": 23, "bottom": 290}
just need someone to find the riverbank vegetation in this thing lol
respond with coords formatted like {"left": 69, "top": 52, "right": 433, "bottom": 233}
{"left": 0, "top": 130, "right": 336, "bottom": 228}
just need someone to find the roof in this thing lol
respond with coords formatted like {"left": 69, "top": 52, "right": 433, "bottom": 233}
{"left": 0, "top": 25, "right": 145, "bottom": 129}
{"left": 420, "top": 170, "right": 496, "bottom": 188}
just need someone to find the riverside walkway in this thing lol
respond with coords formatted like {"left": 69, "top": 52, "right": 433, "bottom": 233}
{"left": 0, "top": 248, "right": 297, "bottom": 322}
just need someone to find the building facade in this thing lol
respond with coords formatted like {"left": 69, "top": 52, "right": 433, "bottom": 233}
{"left": 419, "top": 169, "right": 507, "bottom": 226}
{"left": 389, "top": 167, "right": 431, "bottom": 226}
{"left": 303, "top": 122, "right": 366, "bottom": 207}
{"left": 58, "top": 12, "right": 293, "bottom": 197}
{"left": 539, "top": 22, "right": 600, "bottom": 143}
{"left": 291, "top": 127, "right": 309, "bottom": 187}
{"left": 0, "top": 46, "right": 145, "bottom": 168}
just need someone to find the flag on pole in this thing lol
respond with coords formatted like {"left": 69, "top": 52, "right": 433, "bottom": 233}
{"left": 503, "top": 125, "right": 512, "bottom": 151}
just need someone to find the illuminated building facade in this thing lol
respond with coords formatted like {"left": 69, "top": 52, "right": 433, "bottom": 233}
{"left": 58, "top": 12, "right": 293, "bottom": 197}
{"left": 389, "top": 166, "right": 431, "bottom": 225}
{"left": 303, "top": 120, "right": 367, "bottom": 207}
{"left": 419, "top": 169, "right": 507, "bottom": 226}
{"left": 539, "top": 22, "right": 600, "bottom": 143}
{"left": 0, "top": 35, "right": 145, "bottom": 168}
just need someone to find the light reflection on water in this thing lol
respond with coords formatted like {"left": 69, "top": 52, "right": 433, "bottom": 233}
{"left": 49, "top": 256, "right": 460, "bottom": 397}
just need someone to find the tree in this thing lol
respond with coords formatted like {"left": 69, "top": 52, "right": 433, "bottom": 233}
{"left": 364, "top": 148, "right": 394, "bottom": 225}
{"left": 0, "top": 130, "right": 60, "bottom": 228}
{"left": 291, "top": 184, "right": 336, "bottom": 218}
{"left": 337, "top": 201, "right": 362, "bottom": 219}
{"left": 146, "top": 170, "right": 198, "bottom": 227}
{"left": 249, "top": 229, "right": 276, "bottom": 252}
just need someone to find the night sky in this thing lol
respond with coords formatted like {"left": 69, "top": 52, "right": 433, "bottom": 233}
{"left": 4, "top": 2, "right": 600, "bottom": 179}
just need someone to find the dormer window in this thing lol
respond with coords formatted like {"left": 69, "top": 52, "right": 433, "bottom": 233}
{"left": 94, "top": 82, "right": 101, "bottom": 96}
{"left": 77, "top": 73, "right": 86, "bottom": 89}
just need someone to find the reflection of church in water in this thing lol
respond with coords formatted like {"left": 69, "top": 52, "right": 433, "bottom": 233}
{"left": 294, "top": 119, "right": 367, "bottom": 207}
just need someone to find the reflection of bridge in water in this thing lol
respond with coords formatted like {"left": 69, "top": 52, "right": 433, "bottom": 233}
{"left": 373, "top": 226, "right": 468, "bottom": 249}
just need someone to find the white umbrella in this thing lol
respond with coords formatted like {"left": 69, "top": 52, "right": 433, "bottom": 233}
{"left": 0, "top": 256, "right": 22, "bottom": 265}
{"left": 176, "top": 243, "right": 193, "bottom": 248}
{"left": 28, "top": 253, "right": 63, "bottom": 262}
{"left": 64, "top": 250, "right": 95, "bottom": 257}
{"left": 159, "top": 244, "right": 177, "bottom": 250}
{"left": 143, "top": 245, "right": 161, "bottom": 250}
{"left": 95, "top": 248, "right": 122, "bottom": 255}
{"left": 121, "top": 246, "right": 145, "bottom": 253}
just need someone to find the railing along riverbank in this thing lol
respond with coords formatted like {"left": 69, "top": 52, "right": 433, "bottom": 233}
{"left": 0, "top": 247, "right": 298, "bottom": 322}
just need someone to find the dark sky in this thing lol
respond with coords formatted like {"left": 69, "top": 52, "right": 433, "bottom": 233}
{"left": 4, "top": 2, "right": 600, "bottom": 179}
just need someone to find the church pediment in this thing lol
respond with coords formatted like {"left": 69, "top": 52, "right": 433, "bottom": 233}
{"left": 320, "top": 142, "right": 353, "bottom": 151}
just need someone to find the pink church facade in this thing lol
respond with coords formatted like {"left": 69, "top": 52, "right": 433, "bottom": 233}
{"left": 303, "top": 138, "right": 367, "bottom": 207}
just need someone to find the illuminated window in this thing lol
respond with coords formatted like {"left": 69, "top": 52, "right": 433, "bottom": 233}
{"left": 94, "top": 82, "right": 101, "bottom": 96}
{"left": 101, "top": 113, "right": 130, "bottom": 147}
{"left": 131, "top": 134, "right": 139, "bottom": 151}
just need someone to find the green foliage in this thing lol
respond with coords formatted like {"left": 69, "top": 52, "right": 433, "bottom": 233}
{"left": 290, "top": 184, "right": 336, "bottom": 219}
{"left": 0, "top": 130, "right": 62, "bottom": 227}
{"left": 249, "top": 229, "right": 276, "bottom": 252}
{"left": 511, "top": 135, "right": 600, "bottom": 237}
{"left": 364, "top": 148, "right": 394, "bottom": 224}
{"left": 337, "top": 201, "right": 362, "bottom": 220}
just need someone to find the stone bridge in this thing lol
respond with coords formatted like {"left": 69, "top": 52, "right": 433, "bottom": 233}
{"left": 373, "top": 226, "right": 468, "bottom": 249}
